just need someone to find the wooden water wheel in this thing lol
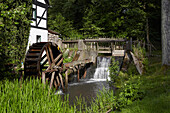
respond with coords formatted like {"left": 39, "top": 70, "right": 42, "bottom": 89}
{"left": 24, "top": 42, "right": 64, "bottom": 90}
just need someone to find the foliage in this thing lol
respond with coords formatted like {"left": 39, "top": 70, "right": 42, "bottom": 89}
{"left": 87, "top": 88, "right": 115, "bottom": 113}
{"left": 48, "top": 0, "right": 160, "bottom": 41}
{"left": 0, "top": 0, "right": 32, "bottom": 75}
{"left": 133, "top": 45, "right": 149, "bottom": 73}
{"left": 108, "top": 57, "right": 145, "bottom": 111}
{"left": 48, "top": 13, "right": 76, "bottom": 39}
{"left": 120, "top": 56, "right": 170, "bottom": 113}
{"left": 108, "top": 57, "right": 120, "bottom": 84}
{"left": 115, "top": 76, "right": 145, "bottom": 110}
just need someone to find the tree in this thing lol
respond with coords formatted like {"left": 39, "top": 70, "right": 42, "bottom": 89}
{"left": 162, "top": 0, "right": 170, "bottom": 66}
{"left": 0, "top": 0, "right": 32, "bottom": 76}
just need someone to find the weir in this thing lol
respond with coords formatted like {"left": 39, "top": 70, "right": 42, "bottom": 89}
{"left": 93, "top": 56, "right": 111, "bottom": 80}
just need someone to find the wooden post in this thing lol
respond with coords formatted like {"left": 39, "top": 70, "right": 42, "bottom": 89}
{"left": 77, "top": 65, "right": 80, "bottom": 82}
{"left": 77, "top": 70, "right": 79, "bottom": 81}
{"left": 83, "top": 67, "right": 87, "bottom": 79}
{"left": 65, "top": 70, "right": 68, "bottom": 91}
{"left": 97, "top": 42, "right": 99, "bottom": 53}
{"left": 91, "top": 43, "right": 92, "bottom": 49}
{"left": 42, "top": 72, "right": 46, "bottom": 85}
{"left": 94, "top": 42, "right": 96, "bottom": 51}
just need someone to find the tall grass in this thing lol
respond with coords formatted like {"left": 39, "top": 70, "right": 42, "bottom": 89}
{"left": 0, "top": 77, "right": 116, "bottom": 113}
{"left": 0, "top": 78, "right": 76, "bottom": 113}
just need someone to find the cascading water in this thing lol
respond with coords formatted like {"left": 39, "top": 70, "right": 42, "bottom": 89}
{"left": 59, "top": 56, "right": 116, "bottom": 106}
{"left": 92, "top": 56, "right": 111, "bottom": 80}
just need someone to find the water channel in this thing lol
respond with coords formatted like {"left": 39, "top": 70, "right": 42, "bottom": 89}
{"left": 66, "top": 56, "right": 112, "bottom": 105}
{"left": 57, "top": 56, "right": 123, "bottom": 105}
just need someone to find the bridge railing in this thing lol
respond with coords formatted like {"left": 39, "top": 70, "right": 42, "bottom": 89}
{"left": 62, "top": 38, "right": 132, "bottom": 56}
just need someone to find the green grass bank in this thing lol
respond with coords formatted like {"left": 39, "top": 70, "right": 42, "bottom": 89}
{"left": 118, "top": 56, "right": 170, "bottom": 113}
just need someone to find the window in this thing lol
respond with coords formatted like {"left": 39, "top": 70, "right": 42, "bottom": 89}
{"left": 33, "top": 8, "right": 36, "bottom": 19}
{"left": 36, "top": 35, "right": 41, "bottom": 43}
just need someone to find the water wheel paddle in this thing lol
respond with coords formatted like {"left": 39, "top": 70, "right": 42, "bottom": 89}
{"left": 24, "top": 42, "right": 64, "bottom": 90}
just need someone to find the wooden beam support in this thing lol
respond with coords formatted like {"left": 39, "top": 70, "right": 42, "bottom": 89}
{"left": 77, "top": 69, "right": 79, "bottom": 82}
{"left": 65, "top": 71, "right": 68, "bottom": 91}
{"left": 83, "top": 68, "right": 87, "bottom": 79}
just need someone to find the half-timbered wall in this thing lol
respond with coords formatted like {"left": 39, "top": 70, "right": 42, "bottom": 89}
{"left": 27, "top": 0, "right": 49, "bottom": 50}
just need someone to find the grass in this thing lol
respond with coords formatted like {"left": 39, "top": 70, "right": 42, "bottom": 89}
{"left": 0, "top": 53, "right": 169, "bottom": 113}
{"left": 0, "top": 78, "right": 76, "bottom": 113}
{"left": 119, "top": 56, "right": 170, "bottom": 113}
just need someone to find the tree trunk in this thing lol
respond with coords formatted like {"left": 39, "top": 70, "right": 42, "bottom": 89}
{"left": 146, "top": 18, "right": 150, "bottom": 51}
{"left": 162, "top": 0, "right": 170, "bottom": 66}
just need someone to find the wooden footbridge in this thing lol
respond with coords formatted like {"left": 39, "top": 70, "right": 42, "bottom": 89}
{"left": 24, "top": 38, "right": 132, "bottom": 91}
{"left": 62, "top": 38, "right": 131, "bottom": 56}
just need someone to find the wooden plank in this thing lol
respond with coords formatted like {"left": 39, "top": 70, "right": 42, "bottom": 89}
{"left": 98, "top": 51, "right": 112, "bottom": 54}
{"left": 64, "top": 59, "right": 91, "bottom": 68}
{"left": 130, "top": 52, "right": 143, "bottom": 75}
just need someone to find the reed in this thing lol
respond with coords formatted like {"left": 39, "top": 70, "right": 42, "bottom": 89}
{"left": 0, "top": 78, "right": 76, "bottom": 113}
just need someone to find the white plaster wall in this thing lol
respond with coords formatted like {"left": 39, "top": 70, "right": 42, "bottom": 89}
{"left": 37, "top": 6, "right": 46, "bottom": 17}
{"left": 38, "top": 19, "right": 47, "bottom": 28}
{"left": 32, "top": 4, "right": 36, "bottom": 8}
{"left": 27, "top": 27, "right": 48, "bottom": 50}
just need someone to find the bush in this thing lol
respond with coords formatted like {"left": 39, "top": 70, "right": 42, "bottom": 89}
{"left": 114, "top": 76, "right": 145, "bottom": 110}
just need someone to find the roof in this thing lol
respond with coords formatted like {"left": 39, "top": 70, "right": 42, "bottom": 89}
{"left": 48, "top": 29, "right": 60, "bottom": 35}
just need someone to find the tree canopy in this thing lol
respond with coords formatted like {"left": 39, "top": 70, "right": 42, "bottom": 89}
{"left": 48, "top": 0, "right": 161, "bottom": 42}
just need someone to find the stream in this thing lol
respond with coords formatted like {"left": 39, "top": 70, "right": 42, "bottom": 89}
{"left": 67, "top": 56, "right": 111, "bottom": 105}
{"left": 57, "top": 56, "right": 123, "bottom": 105}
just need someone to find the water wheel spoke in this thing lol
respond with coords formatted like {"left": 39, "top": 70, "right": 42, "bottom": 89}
{"left": 56, "top": 76, "right": 60, "bottom": 86}
{"left": 54, "top": 80, "right": 58, "bottom": 89}
{"left": 59, "top": 73, "right": 64, "bottom": 92}
{"left": 57, "top": 58, "right": 63, "bottom": 66}
{"left": 48, "top": 46, "right": 54, "bottom": 62}
{"left": 45, "top": 47, "right": 52, "bottom": 65}
{"left": 53, "top": 54, "right": 62, "bottom": 64}
{"left": 41, "top": 54, "right": 47, "bottom": 61}
{"left": 42, "top": 72, "right": 46, "bottom": 84}
{"left": 50, "top": 72, "right": 55, "bottom": 89}
{"left": 65, "top": 71, "right": 68, "bottom": 91}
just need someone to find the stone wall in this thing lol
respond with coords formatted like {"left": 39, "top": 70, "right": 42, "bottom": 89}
{"left": 162, "top": 0, "right": 170, "bottom": 65}
{"left": 48, "top": 33, "right": 62, "bottom": 48}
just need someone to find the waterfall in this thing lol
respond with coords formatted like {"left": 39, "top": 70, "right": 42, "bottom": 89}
{"left": 93, "top": 57, "right": 111, "bottom": 81}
